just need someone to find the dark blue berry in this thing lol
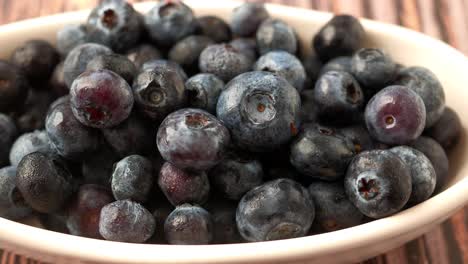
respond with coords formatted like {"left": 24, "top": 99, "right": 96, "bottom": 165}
{"left": 351, "top": 48, "right": 396, "bottom": 91}
{"left": 14, "top": 89, "right": 55, "bottom": 133}
{"left": 0, "top": 60, "right": 30, "bottom": 112}
{"left": 9, "top": 130, "right": 55, "bottom": 167}
{"left": 229, "top": 38, "right": 257, "bottom": 64}
{"left": 51, "top": 62, "right": 68, "bottom": 96}
{"left": 185, "top": 73, "right": 224, "bottom": 114}
{"left": 230, "top": 2, "right": 269, "bottom": 37}
{"left": 339, "top": 125, "right": 375, "bottom": 153}
{"left": 39, "top": 213, "right": 70, "bottom": 234}
{"left": 81, "top": 145, "right": 120, "bottom": 187}
{"left": 425, "top": 107, "right": 461, "bottom": 151}
{"left": 0, "top": 114, "right": 17, "bottom": 166}
{"left": 168, "top": 35, "right": 214, "bottom": 73}
{"left": 164, "top": 204, "right": 213, "bottom": 245}
{"left": 0, "top": 166, "right": 32, "bottom": 220}
{"left": 319, "top": 56, "right": 352, "bottom": 76}
{"left": 141, "top": 59, "right": 188, "bottom": 81}
{"left": 125, "top": 44, "right": 162, "bottom": 69}
{"left": 199, "top": 44, "right": 252, "bottom": 82}
{"left": 256, "top": 18, "right": 297, "bottom": 55}
{"left": 300, "top": 89, "right": 318, "bottom": 123}
{"left": 56, "top": 25, "right": 88, "bottom": 56}
{"left": 302, "top": 54, "right": 322, "bottom": 88}
{"left": 86, "top": 54, "right": 137, "bottom": 85}
{"left": 205, "top": 199, "right": 242, "bottom": 244}
{"left": 197, "top": 16, "right": 231, "bottom": 43}
{"left": 111, "top": 155, "right": 153, "bottom": 202}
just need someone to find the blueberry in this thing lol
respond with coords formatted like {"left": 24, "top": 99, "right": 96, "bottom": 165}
{"left": 314, "top": 71, "right": 364, "bottom": 122}
{"left": 148, "top": 201, "right": 172, "bottom": 244}
{"left": 229, "top": 38, "right": 257, "bottom": 63}
{"left": 0, "top": 114, "right": 17, "bottom": 166}
{"left": 197, "top": 16, "right": 231, "bottom": 43}
{"left": 158, "top": 162, "right": 210, "bottom": 206}
{"left": 394, "top": 66, "right": 445, "bottom": 128}
{"left": 56, "top": 24, "right": 88, "bottom": 56}
{"left": 199, "top": 44, "right": 252, "bottom": 82}
{"left": 389, "top": 146, "right": 436, "bottom": 205}
{"left": 290, "top": 124, "right": 355, "bottom": 180}
{"left": 86, "top": 54, "right": 137, "bottom": 85}
{"left": 425, "top": 107, "right": 461, "bottom": 150}
{"left": 70, "top": 69, "right": 134, "bottom": 128}
{"left": 301, "top": 54, "right": 322, "bottom": 88}
{"left": 164, "top": 204, "right": 213, "bottom": 245}
{"left": 168, "top": 35, "right": 215, "bottom": 73}
{"left": 254, "top": 51, "right": 306, "bottom": 91}
{"left": 39, "top": 213, "right": 70, "bottom": 234}
{"left": 365, "top": 85, "right": 426, "bottom": 145}
{"left": 308, "top": 181, "right": 364, "bottom": 232}
{"left": 185, "top": 73, "right": 224, "bottom": 114}
{"left": 0, "top": 166, "right": 32, "bottom": 220}
{"left": 66, "top": 184, "right": 114, "bottom": 239}
{"left": 145, "top": 0, "right": 197, "bottom": 47}
{"left": 230, "top": 2, "right": 269, "bottom": 37}
{"left": 14, "top": 89, "right": 55, "bottom": 133}
{"left": 344, "top": 150, "right": 412, "bottom": 218}
{"left": 9, "top": 130, "right": 55, "bottom": 167}
{"left": 133, "top": 62, "right": 187, "bottom": 121}
{"left": 81, "top": 145, "right": 120, "bottom": 187}
{"left": 256, "top": 18, "right": 297, "bottom": 55}
{"left": 217, "top": 71, "right": 300, "bottom": 152}
{"left": 111, "top": 155, "right": 153, "bottom": 202}
{"left": 339, "top": 125, "right": 375, "bottom": 153}
{"left": 319, "top": 56, "right": 352, "bottom": 76}
{"left": 157, "top": 108, "right": 230, "bottom": 171}
{"left": 99, "top": 199, "right": 155, "bottom": 243}
{"left": 86, "top": 0, "right": 142, "bottom": 52}
{"left": 141, "top": 59, "right": 188, "bottom": 81}
{"left": 205, "top": 199, "right": 242, "bottom": 244}
{"left": 50, "top": 62, "right": 69, "bottom": 96}
{"left": 16, "top": 152, "right": 74, "bottom": 213}
{"left": 236, "top": 178, "right": 314, "bottom": 242}
{"left": 410, "top": 136, "right": 449, "bottom": 192}
{"left": 300, "top": 89, "right": 318, "bottom": 123}
{"left": 125, "top": 44, "right": 162, "bottom": 69}
{"left": 0, "top": 60, "right": 30, "bottom": 112}
{"left": 313, "top": 15, "right": 365, "bottom": 62}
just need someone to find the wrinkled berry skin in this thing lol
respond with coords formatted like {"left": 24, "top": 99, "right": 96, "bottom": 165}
{"left": 389, "top": 146, "right": 436, "bottom": 205}
{"left": 0, "top": 114, "right": 17, "bottom": 166}
{"left": 157, "top": 108, "right": 230, "bottom": 171}
{"left": 11, "top": 40, "right": 60, "bottom": 83}
{"left": 300, "top": 89, "right": 318, "bottom": 123}
{"left": 46, "top": 100, "right": 100, "bottom": 160}
{"left": 410, "top": 136, "right": 449, "bottom": 192}
{"left": 197, "top": 16, "right": 231, "bottom": 43}
{"left": 125, "top": 44, "right": 162, "bottom": 69}
{"left": 339, "top": 125, "right": 375, "bottom": 153}
{"left": 0, "top": 166, "right": 32, "bottom": 220}
{"left": 99, "top": 199, "right": 155, "bottom": 243}
{"left": 308, "top": 181, "right": 364, "bottom": 232}
{"left": 185, "top": 73, "right": 224, "bottom": 114}
{"left": 217, "top": 71, "right": 300, "bottom": 152}
{"left": 206, "top": 199, "right": 243, "bottom": 244}
{"left": 82, "top": 145, "right": 119, "bottom": 187}
{"left": 256, "top": 18, "right": 297, "bottom": 55}
{"left": 351, "top": 48, "right": 396, "bottom": 91}
{"left": 158, "top": 162, "right": 210, "bottom": 206}
{"left": 133, "top": 63, "right": 186, "bottom": 121}
{"left": 365, "top": 85, "right": 426, "bottom": 145}
{"left": 314, "top": 71, "right": 364, "bottom": 122}
{"left": 199, "top": 44, "right": 252, "bottom": 82}
{"left": 302, "top": 54, "right": 322, "bottom": 88}
{"left": 290, "top": 124, "right": 355, "bottom": 181}
{"left": 86, "top": 54, "right": 137, "bottom": 85}
{"left": 9, "top": 130, "right": 55, "bottom": 167}
{"left": 394, "top": 66, "right": 445, "bottom": 128}
{"left": 229, "top": 38, "right": 257, "bottom": 64}
{"left": 70, "top": 69, "right": 134, "bottom": 128}
{"left": 230, "top": 2, "right": 269, "bottom": 37}
{"left": 16, "top": 152, "right": 74, "bottom": 213}
{"left": 51, "top": 62, "right": 69, "bottom": 96}
{"left": 254, "top": 51, "right": 306, "bottom": 91}
{"left": 319, "top": 56, "right": 352, "bottom": 76}
{"left": 236, "top": 179, "right": 314, "bottom": 242}
{"left": 66, "top": 184, "right": 114, "bottom": 239}
{"left": 0, "top": 60, "right": 29, "bottom": 112}
{"left": 112, "top": 155, "right": 153, "bottom": 202}
{"left": 344, "top": 150, "right": 412, "bottom": 218}
{"left": 164, "top": 204, "right": 213, "bottom": 245}
{"left": 168, "top": 36, "right": 214, "bottom": 72}
{"left": 56, "top": 25, "right": 88, "bottom": 56}
{"left": 63, "top": 43, "right": 113, "bottom": 87}
{"left": 141, "top": 59, "right": 188, "bottom": 81}
{"left": 313, "top": 15, "right": 365, "bottom": 62}
{"left": 425, "top": 107, "right": 461, "bottom": 150}
{"left": 145, "top": 1, "right": 197, "bottom": 47}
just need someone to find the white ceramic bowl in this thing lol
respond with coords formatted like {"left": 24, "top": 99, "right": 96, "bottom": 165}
{"left": 0, "top": 1, "right": 467, "bottom": 263}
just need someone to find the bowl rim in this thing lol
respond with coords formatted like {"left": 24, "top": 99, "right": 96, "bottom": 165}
{"left": 0, "top": 1, "right": 468, "bottom": 263}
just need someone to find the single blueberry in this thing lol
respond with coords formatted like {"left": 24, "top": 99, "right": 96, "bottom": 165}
{"left": 0, "top": 166, "right": 32, "bottom": 220}
{"left": 125, "top": 44, "right": 162, "bottom": 69}
{"left": 86, "top": 54, "right": 137, "bottom": 85}
{"left": 256, "top": 18, "right": 297, "bottom": 55}
{"left": 168, "top": 35, "right": 214, "bottom": 73}
{"left": 351, "top": 48, "right": 396, "bottom": 92}
{"left": 164, "top": 204, "right": 213, "bottom": 245}
{"left": 9, "top": 130, "right": 56, "bottom": 167}
{"left": 425, "top": 107, "right": 461, "bottom": 151}
{"left": 56, "top": 24, "right": 88, "bottom": 56}
{"left": 197, "top": 16, "right": 231, "bottom": 43}
{"left": 111, "top": 155, "right": 153, "bottom": 202}
{"left": 230, "top": 2, "right": 269, "bottom": 37}
{"left": 199, "top": 44, "right": 252, "bottom": 82}
{"left": 185, "top": 73, "right": 224, "bottom": 114}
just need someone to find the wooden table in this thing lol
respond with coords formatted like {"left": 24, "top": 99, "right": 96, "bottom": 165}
{"left": 0, "top": 0, "right": 467, "bottom": 263}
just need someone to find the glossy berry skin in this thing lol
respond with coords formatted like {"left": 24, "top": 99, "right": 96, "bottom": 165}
{"left": 206, "top": 199, "right": 243, "bottom": 244}
{"left": 314, "top": 71, "right": 364, "bottom": 122}
{"left": 256, "top": 18, "right": 297, "bottom": 55}
{"left": 81, "top": 145, "right": 120, "bottom": 187}
{"left": 290, "top": 124, "right": 355, "bottom": 181}
{"left": 56, "top": 24, "right": 88, "bottom": 56}
{"left": 319, "top": 56, "right": 352, "bottom": 76}
{"left": 0, "top": 166, "right": 32, "bottom": 220}
{"left": 351, "top": 48, "right": 396, "bottom": 91}
{"left": 168, "top": 36, "right": 215, "bottom": 72}
{"left": 199, "top": 44, "right": 252, "bottom": 82}
{"left": 144, "top": 0, "right": 197, "bottom": 47}
{"left": 111, "top": 155, "right": 153, "bottom": 202}
{"left": 9, "top": 130, "right": 55, "bottom": 167}
{"left": 157, "top": 108, "right": 230, "bottom": 171}
{"left": 63, "top": 43, "right": 113, "bottom": 87}
{"left": 394, "top": 66, "right": 445, "bottom": 128}
{"left": 86, "top": 54, "right": 137, "bottom": 85}
{"left": 46, "top": 100, "right": 100, "bottom": 160}
{"left": 217, "top": 71, "right": 300, "bottom": 152}
{"left": 0, "top": 114, "right": 17, "bottom": 166}
{"left": 229, "top": 38, "right": 257, "bottom": 64}
{"left": 410, "top": 136, "right": 449, "bottom": 192}
{"left": 389, "top": 146, "right": 436, "bottom": 205}
{"left": 70, "top": 69, "right": 134, "bottom": 128}
{"left": 236, "top": 178, "right": 314, "bottom": 242}
{"left": 51, "top": 62, "right": 69, "bottom": 96}
{"left": 308, "top": 181, "right": 364, "bottom": 232}
{"left": 0, "top": 60, "right": 29, "bottom": 112}
{"left": 158, "top": 162, "right": 210, "bottom": 206}
{"left": 197, "top": 16, "right": 231, "bottom": 43}
{"left": 10, "top": 40, "right": 60, "bottom": 83}
{"left": 133, "top": 63, "right": 186, "bottom": 121}
{"left": 230, "top": 2, "right": 269, "bottom": 37}
{"left": 365, "top": 85, "right": 426, "bottom": 145}
{"left": 99, "top": 199, "right": 155, "bottom": 243}
{"left": 425, "top": 107, "right": 461, "bottom": 150}
{"left": 313, "top": 15, "right": 365, "bottom": 62}
{"left": 125, "top": 44, "right": 162, "bottom": 69}
{"left": 344, "top": 150, "right": 412, "bottom": 219}
{"left": 254, "top": 51, "right": 306, "bottom": 91}
{"left": 300, "top": 89, "right": 318, "bottom": 123}
{"left": 302, "top": 54, "right": 322, "bottom": 88}
{"left": 164, "top": 204, "right": 213, "bottom": 245}
{"left": 185, "top": 73, "right": 224, "bottom": 114}
{"left": 66, "top": 184, "right": 114, "bottom": 239}
{"left": 339, "top": 125, "right": 375, "bottom": 154}
{"left": 16, "top": 152, "right": 74, "bottom": 213}
{"left": 141, "top": 59, "right": 188, "bottom": 81}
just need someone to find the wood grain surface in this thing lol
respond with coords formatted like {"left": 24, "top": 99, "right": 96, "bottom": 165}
{"left": 0, "top": 0, "right": 467, "bottom": 264}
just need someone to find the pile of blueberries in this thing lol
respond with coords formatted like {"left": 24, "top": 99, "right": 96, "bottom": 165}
{"left": 0, "top": 0, "right": 462, "bottom": 245}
